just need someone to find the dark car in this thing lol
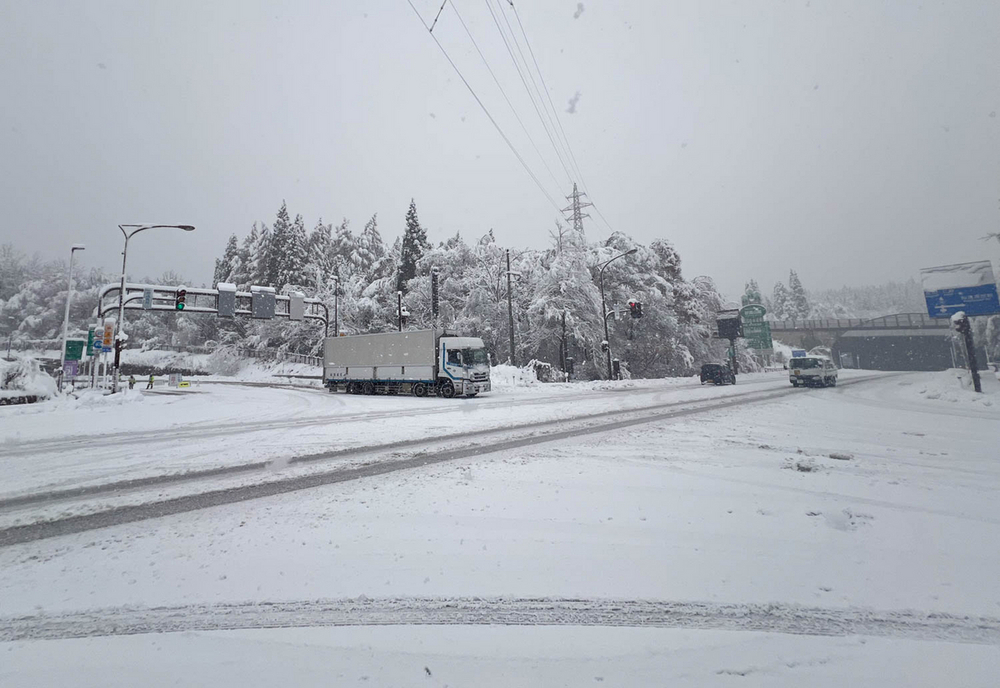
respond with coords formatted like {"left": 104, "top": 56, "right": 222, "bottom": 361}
{"left": 700, "top": 363, "right": 735, "bottom": 385}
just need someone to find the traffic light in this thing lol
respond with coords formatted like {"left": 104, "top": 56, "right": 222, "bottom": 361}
{"left": 628, "top": 300, "right": 643, "bottom": 319}
{"left": 175, "top": 287, "right": 187, "bottom": 311}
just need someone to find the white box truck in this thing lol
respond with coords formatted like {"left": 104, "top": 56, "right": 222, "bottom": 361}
{"left": 323, "top": 329, "right": 491, "bottom": 398}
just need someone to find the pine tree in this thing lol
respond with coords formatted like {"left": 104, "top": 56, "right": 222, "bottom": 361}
{"left": 255, "top": 225, "right": 274, "bottom": 287}
{"left": 397, "top": 199, "right": 430, "bottom": 293}
{"left": 277, "top": 212, "right": 308, "bottom": 289}
{"left": 742, "top": 279, "right": 762, "bottom": 306}
{"left": 788, "top": 270, "right": 809, "bottom": 319}
{"left": 213, "top": 234, "right": 239, "bottom": 286}
{"left": 261, "top": 202, "right": 287, "bottom": 288}
{"left": 234, "top": 223, "right": 258, "bottom": 289}
{"left": 771, "top": 281, "right": 790, "bottom": 319}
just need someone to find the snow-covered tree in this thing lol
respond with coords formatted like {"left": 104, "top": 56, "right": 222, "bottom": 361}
{"left": 213, "top": 234, "right": 239, "bottom": 286}
{"left": 788, "top": 270, "right": 809, "bottom": 319}
{"left": 771, "top": 281, "right": 790, "bottom": 320}
{"left": 742, "top": 279, "right": 763, "bottom": 306}
{"left": 397, "top": 199, "right": 430, "bottom": 293}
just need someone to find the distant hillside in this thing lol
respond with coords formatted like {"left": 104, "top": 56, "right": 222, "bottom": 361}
{"left": 806, "top": 279, "right": 925, "bottom": 320}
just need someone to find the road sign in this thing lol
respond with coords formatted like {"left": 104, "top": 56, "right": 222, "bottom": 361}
{"left": 142, "top": 288, "right": 154, "bottom": 310}
{"left": 716, "top": 309, "right": 743, "bottom": 339}
{"left": 217, "top": 282, "right": 237, "bottom": 318}
{"left": 178, "top": 381, "right": 190, "bottom": 388}
{"left": 251, "top": 285, "right": 276, "bottom": 319}
{"left": 86, "top": 326, "right": 96, "bottom": 356}
{"left": 739, "top": 304, "right": 773, "bottom": 351}
{"left": 792, "top": 349, "right": 807, "bottom": 358}
{"left": 64, "top": 339, "right": 85, "bottom": 361}
{"left": 921, "top": 260, "right": 1000, "bottom": 318}
{"left": 64, "top": 360, "right": 79, "bottom": 377}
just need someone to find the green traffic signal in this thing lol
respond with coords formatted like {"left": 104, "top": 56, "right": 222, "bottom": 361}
{"left": 175, "top": 288, "right": 187, "bottom": 310}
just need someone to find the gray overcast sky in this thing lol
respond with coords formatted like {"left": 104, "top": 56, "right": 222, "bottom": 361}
{"left": 1, "top": 0, "right": 998, "bottom": 298}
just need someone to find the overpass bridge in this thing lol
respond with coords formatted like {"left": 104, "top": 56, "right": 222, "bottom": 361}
{"left": 768, "top": 313, "right": 962, "bottom": 371}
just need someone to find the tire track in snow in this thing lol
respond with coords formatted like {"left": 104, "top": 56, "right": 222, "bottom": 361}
{"left": 0, "top": 381, "right": 709, "bottom": 458}
{"left": 3, "top": 597, "right": 998, "bottom": 645}
{"left": 0, "top": 376, "right": 887, "bottom": 547}
{"left": 0, "top": 382, "right": 797, "bottom": 511}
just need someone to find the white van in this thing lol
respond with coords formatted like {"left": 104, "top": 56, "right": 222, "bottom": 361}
{"left": 789, "top": 356, "right": 838, "bottom": 387}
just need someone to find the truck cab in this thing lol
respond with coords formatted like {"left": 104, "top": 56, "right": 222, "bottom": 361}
{"left": 439, "top": 336, "right": 491, "bottom": 397}
{"left": 789, "top": 355, "right": 838, "bottom": 388}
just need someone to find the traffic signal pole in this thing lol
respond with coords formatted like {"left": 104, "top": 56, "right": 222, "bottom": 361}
{"left": 598, "top": 248, "right": 637, "bottom": 379}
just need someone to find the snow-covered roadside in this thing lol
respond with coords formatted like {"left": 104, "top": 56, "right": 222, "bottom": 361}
{"left": 0, "top": 371, "right": 843, "bottom": 503}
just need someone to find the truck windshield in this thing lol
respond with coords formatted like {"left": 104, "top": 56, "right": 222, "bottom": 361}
{"left": 792, "top": 358, "right": 820, "bottom": 369}
{"left": 462, "top": 348, "right": 489, "bottom": 365}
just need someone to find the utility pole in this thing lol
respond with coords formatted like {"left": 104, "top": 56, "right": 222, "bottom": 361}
{"left": 560, "top": 310, "right": 567, "bottom": 374}
{"left": 953, "top": 312, "right": 982, "bottom": 393}
{"left": 397, "top": 291, "right": 403, "bottom": 332}
{"left": 506, "top": 249, "right": 516, "bottom": 367}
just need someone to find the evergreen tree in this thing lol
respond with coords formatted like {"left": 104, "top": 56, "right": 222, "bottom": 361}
{"left": 266, "top": 201, "right": 292, "bottom": 288}
{"left": 233, "top": 223, "right": 258, "bottom": 289}
{"left": 255, "top": 225, "right": 274, "bottom": 287}
{"left": 788, "top": 270, "right": 809, "bottom": 318}
{"left": 742, "top": 279, "right": 762, "bottom": 306}
{"left": 397, "top": 199, "right": 430, "bottom": 293}
{"left": 771, "top": 281, "right": 790, "bottom": 319}
{"left": 277, "top": 212, "right": 308, "bottom": 289}
{"left": 213, "top": 234, "right": 239, "bottom": 286}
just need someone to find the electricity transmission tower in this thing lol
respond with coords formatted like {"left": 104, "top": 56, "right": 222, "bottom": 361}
{"left": 562, "top": 183, "right": 593, "bottom": 234}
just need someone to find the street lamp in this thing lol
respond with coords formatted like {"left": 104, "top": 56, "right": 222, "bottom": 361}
{"left": 113, "top": 224, "right": 195, "bottom": 392}
{"left": 58, "top": 244, "right": 86, "bottom": 392}
{"left": 598, "top": 247, "right": 637, "bottom": 380}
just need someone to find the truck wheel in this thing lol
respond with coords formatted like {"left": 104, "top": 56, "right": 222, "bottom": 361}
{"left": 439, "top": 381, "right": 456, "bottom": 399}
{"left": 791, "top": 380, "right": 799, "bottom": 387}
{"left": 412, "top": 382, "right": 428, "bottom": 398}
{"left": 829, "top": 377, "right": 837, "bottom": 387}
{"left": 362, "top": 381, "right": 376, "bottom": 395}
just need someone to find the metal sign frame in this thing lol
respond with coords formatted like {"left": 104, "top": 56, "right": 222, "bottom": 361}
{"left": 95, "top": 283, "right": 330, "bottom": 336}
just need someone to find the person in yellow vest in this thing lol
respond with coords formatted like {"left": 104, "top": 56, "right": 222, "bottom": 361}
{"left": 146, "top": 374, "right": 154, "bottom": 390}
{"left": 128, "top": 375, "right": 136, "bottom": 390}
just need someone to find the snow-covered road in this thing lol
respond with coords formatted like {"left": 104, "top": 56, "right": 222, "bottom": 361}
{"left": 2, "top": 370, "right": 998, "bottom": 686}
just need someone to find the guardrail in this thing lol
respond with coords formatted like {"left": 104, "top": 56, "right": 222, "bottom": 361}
{"left": 767, "top": 313, "right": 950, "bottom": 331}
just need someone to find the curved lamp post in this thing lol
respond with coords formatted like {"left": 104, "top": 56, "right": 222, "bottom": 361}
{"left": 598, "top": 247, "right": 637, "bottom": 380}
{"left": 113, "top": 224, "right": 195, "bottom": 392}
{"left": 58, "top": 244, "right": 86, "bottom": 392}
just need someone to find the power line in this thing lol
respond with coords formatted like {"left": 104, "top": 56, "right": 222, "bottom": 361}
{"left": 507, "top": 2, "right": 619, "bottom": 237}
{"left": 509, "top": 2, "right": 587, "bottom": 190}
{"left": 493, "top": 0, "right": 577, "bottom": 185}
{"left": 484, "top": 0, "right": 575, "bottom": 186}
{"left": 447, "top": 0, "right": 564, "bottom": 192}
{"left": 406, "top": 0, "right": 565, "bottom": 216}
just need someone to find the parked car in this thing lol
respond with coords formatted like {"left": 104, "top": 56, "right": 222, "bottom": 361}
{"left": 788, "top": 355, "right": 838, "bottom": 387}
{"left": 700, "top": 363, "right": 736, "bottom": 385}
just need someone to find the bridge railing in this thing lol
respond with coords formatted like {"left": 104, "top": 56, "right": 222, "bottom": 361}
{"left": 767, "top": 313, "right": 951, "bottom": 331}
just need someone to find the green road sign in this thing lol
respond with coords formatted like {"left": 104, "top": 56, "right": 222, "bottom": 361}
{"left": 740, "top": 304, "right": 773, "bottom": 351}
{"left": 86, "top": 326, "right": 96, "bottom": 356}
{"left": 65, "top": 339, "right": 85, "bottom": 361}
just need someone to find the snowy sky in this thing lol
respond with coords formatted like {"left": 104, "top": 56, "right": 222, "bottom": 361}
{"left": 1, "top": 0, "right": 998, "bottom": 297}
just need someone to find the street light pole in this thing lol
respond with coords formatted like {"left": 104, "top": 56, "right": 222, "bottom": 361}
{"left": 332, "top": 274, "right": 340, "bottom": 337}
{"left": 598, "top": 248, "right": 637, "bottom": 380}
{"left": 397, "top": 291, "right": 404, "bottom": 332}
{"left": 58, "top": 244, "right": 86, "bottom": 392}
{"left": 113, "top": 224, "right": 195, "bottom": 392}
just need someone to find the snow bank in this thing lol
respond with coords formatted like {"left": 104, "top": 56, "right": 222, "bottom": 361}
{"left": 0, "top": 358, "right": 57, "bottom": 398}
{"left": 910, "top": 369, "right": 998, "bottom": 407}
{"left": 490, "top": 363, "right": 540, "bottom": 388}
